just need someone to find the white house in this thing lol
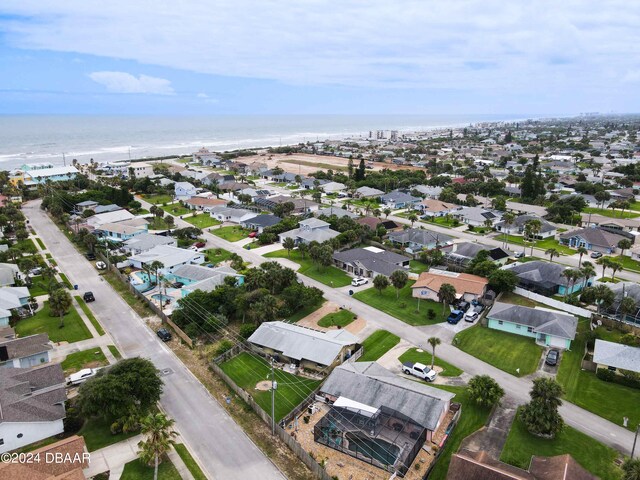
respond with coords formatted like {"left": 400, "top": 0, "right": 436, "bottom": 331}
{"left": 128, "top": 245, "right": 205, "bottom": 275}
{"left": 0, "top": 363, "right": 66, "bottom": 453}
{"left": 278, "top": 218, "right": 340, "bottom": 245}
{"left": 0, "top": 334, "right": 51, "bottom": 368}
{"left": 123, "top": 233, "right": 177, "bottom": 255}
{"left": 86, "top": 210, "right": 135, "bottom": 228}
{"left": 209, "top": 206, "right": 258, "bottom": 224}
{"left": 322, "top": 182, "right": 347, "bottom": 194}
{"left": 174, "top": 181, "right": 198, "bottom": 201}
{"left": 127, "top": 162, "right": 154, "bottom": 178}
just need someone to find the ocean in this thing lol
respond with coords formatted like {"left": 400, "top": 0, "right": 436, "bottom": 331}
{"left": 0, "top": 114, "right": 533, "bottom": 170}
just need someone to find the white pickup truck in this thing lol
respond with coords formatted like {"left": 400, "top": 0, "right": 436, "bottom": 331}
{"left": 402, "top": 362, "right": 437, "bottom": 382}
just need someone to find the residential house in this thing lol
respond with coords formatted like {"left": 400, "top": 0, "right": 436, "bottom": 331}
{"left": 387, "top": 228, "right": 454, "bottom": 253}
{"left": 0, "top": 263, "right": 18, "bottom": 287}
{"left": 10, "top": 164, "right": 78, "bottom": 187}
{"left": 191, "top": 147, "right": 222, "bottom": 165}
{"left": 580, "top": 213, "right": 640, "bottom": 233}
{"left": 247, "top": 321, "right": 359, "bottom": 373}
{"left": 412, "top": 270, "right": 488, "bottom": 303}
{"left": 255, "top": 195, "right": 320, "bottom": 214}
{"left": 504, "top": 261, "right": 592, "bottom": 296}
{"left": 0, "top": 334, "right": 51, "bottom": 368}
{"left": 94, "top": 204, "right": 123, "bottom": 214}
{"left": 380, "top": 190, "right": 421, "bottom": 209}
{"left": 333, "top": 246, "right": 410, "bottom": 278}
{"left": 0, "top": 435, "right": 89, "bottom": 479}
{"left": 495, "top": 214, "right": 557, "bottom": 239}
{"left": 218, "top": 181, "right": 251, "bottom": 193}
{"left": 240, "top": 214, "right": 282, "bottom": 233}
{"left": 443, "top": 242, "right": 511, "bottom": 268}
{"left": 559, "top": 227, "right": 630, "bottom": 253}
{"left": 447, "top": 449, "right": 596, "bottom": 480}
{"left": 94, "top": 219, "right": 148, "bottom": 242}
{"left": 317, "top": 362, "right": 455, "bottom": 474}
{"left": 356, "top": 216, "right": 399, "bottom": 231}
{"left": 451, "top": 207, "right": 503, "bottom": 227}
{"left": 415, "top": 199, "right": 459, "bottom": 217}
{"left": 605, "top": 282, "right": 640, "bottom": 324}
{"left": 321, "top": 181, "right": 346, "bottom": 194}
{"left": 128, "top": 245, "right": 205, "bottom": 276}
{"left": 74, "top": 200, "right": 99, "bottom": 213}
{"left": 166, "top": 264, "right": 243, "bottom": 294}
{"left": 593, "top": 340, "right": 640, "bottom": 375}
{"left": 174, "top": 181, "right": 198, "bottom": 201}
{"left": 0, "top": 363, "right": 66, "bottom": 453}
{"left": 0, "top": 287, "right": 31, "bottom": 315}
{"left": 301, "top": 178, "right": 328, "bottom": 190}
{"left": 609, "top": 187, "right": 638, "bottom": 202}
{"left": 355, "top": 186, "right": 384, "bottom": 199}
{"left": 315, "top": 206, "right": 359, "bottom": 219}
{"left": 184, "top": 196, "right": 227, "bottom": 212}
{"left": 247, "top": 161, "right": 269, "bottom": 175}
{"left": 209, "top": 206, "right": 258, "bottom": 224}
{"left": 86, "top": 209, "right": 135, "bottom": 228}
{"left": 278, "top": 218, "right": 340, "bottom": 245}
{"left": 412, "top": 185, "right": 442, "bottom": 199}
{"left": 236, "top": 188, "right": 270, "bottom": 202}
{"left": 487, "top": 302, "right": 578, "bottom": 349}
{"left": 268, "top": 172, "right": 298, "bottom": 184}
{"left": 122, "top": 233, "right": 177, "bottom": 255}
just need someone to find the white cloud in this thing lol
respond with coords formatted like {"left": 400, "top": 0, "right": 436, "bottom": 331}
{"left": 196, "top": 92, "right": 208, "bottom": 98}
{"left": 88, "top": 71, "right": 174, "bottom": 95}
{"left": 2, "top": 0, "right": 640, "bottom": 97}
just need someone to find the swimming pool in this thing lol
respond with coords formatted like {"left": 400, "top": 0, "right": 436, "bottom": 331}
{"left": 151, "top": 294, "right": 172, "bottom": 303}
{"left": 345, "top": 432, "right": 399, "bottom": 466}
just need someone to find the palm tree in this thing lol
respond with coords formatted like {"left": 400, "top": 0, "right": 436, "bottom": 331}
{"left": 576, "top": 246, "right": 588, "bottom": 267}
{"left": 545, "top": 248, "right": 559, "bottom": 263}
{"left": 408, "top": 213, "right": 418, "bottom": 227}
{"left": 501, "top": 212, "right": 516, "bottom": 248}
{"left": 618, "top": 296, "right": 637, "bottom": 321}
{"left": 149, "top": 261, "right": 164, "bottom": 286}
{"left": 49, "top": 288, "right": 72, "bottom": 328}
{"left": 596, "top": 256, "right": 610, "bottom": 279}
{"left": 138, "top": 413, "right": 178, "bottom": 480}
{"left": 561, "top": 269, "right": 580, "bottom": 300}
{"left": 610, "top": 259, "right": 623, "bottom": 281}
{"left": 622, "top": 457, "right": 640, "bottom": 480}
{"left": 525, "top": 219, "right": 542, "bottom": 255}
{"left": 580, "top": 264, "right": 596, "bottom": 290}
{"left": 297, "top": 242, "right": 308, "bottom": 259}
{"left": 383, "top": 208, "right": 392, "bottom": 219}
{"left": 438, "top": 283, "right": 457, "bottom": 314}
{"left": 282, "top": 237, "right": 295, "bottom": 258}
{"left": 427, "top": 336, "right": 441, "bottom": 371}
{"left": 618, "top": 238, "right": 632, "bottom": 258}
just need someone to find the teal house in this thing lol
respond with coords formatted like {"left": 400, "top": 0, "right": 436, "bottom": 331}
{"left": 506, "top": 261, "right": 593, "bottom": 297}
{"left": 487, "top": 302, "right": 578, "bottom": 349}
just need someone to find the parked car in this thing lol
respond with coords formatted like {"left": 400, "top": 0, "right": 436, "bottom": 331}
{"left": 248, "top": 231, "right": 257, "bottom": 238}
{"left": 205, "top": 263, "right": 215, "bottom": 268}
{"left": 67, "top": 368, "right": 99, "bottom": 386}
{"left": 402, "top": 362, "right": 437, "bottom": 382}
{"left": 351, "top": 277, "right": 368, "bottom": 287}
{"left": 465, "top": 311, "right": 479, "bottom": 323}
{"left": 456, "top": 301, "right": 470, "bottom": 312}
{"left": 85, "top": 252, "right": 96, "bottom": 261}
{"left": 171, "top": 282, "right": 184, "bottom": 288}
{"left": 83, "top": 291, "right": 95, "bottom": 302}
{"left": 447, "top": 309, "right": 464, "bottom": 324}
{"left": 95, "top": 261, "right": 107, "bottom": 270}
{"left": 545, "top": 349, "right": 560, "bottom": 366}
{"left": 157, "top": 328, "right": 172, "bottom": 342}
{"left": 515, "top": 251, "right": 526, "bottom": 259}
{"left": 29, "top": 267, "right": 42, "bottom": 276}
{"left": 194, "top": 242, "right": 206, "bottom": 248}
{"left": 590, "top": 251, "right": 603, "bottom": 259}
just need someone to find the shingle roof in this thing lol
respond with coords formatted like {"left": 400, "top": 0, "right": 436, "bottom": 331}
{"left": 248, "top": 321, "right": 358, "bottom": 366}
{"left": 559, "top": 227, "right": 627, "bottom": 248}
{"left": 506, "top": 261, "right": 570, "bottom": 287}
{"left": 488, "top": 302, "right": 578, "bottom": 340}
{"left": 593, "top": 340, "right": 640, "bottom": 373}
{"left": 495, "top": 214, "right": 556, "bottom": 233}
{"left": 333, "top": 248, "right": 409, "bottom": 277}
{"left": 242, "top": 214, "right": 282, "bottom": 228}
{"left": 0, "top": 334, "right": 51, "bottom": 361}
{"left": 387, "top": 228, "right": 454, "bottom": 247}
{"left": 315, "top": 207, "right": 359, "bottom": 219}
{"left": 124, "top": 233, "right": 176, "bottom": 251}
{"left": 320, "top": 362, "right": 454, "bottom": 431}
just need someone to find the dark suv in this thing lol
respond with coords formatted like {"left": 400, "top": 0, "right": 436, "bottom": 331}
{"left": 83, "top": 291, "right": 95, "bottom": 302}
{"left": 447, "top": 310, "right": 464, "bottom": 324}
{"left": 85, "top": 252, "right": 96, "bottom": 261}
{"left": 157, "top": 328, "right": 172, "bottom": 342}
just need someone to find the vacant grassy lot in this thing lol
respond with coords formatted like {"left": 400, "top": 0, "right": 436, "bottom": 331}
{"left": 79, "top": 416, "right": 139, "bottom": 451}
{"left": 501, "top": 413, "right": 621, "bottom": 479}
{"left": 286, "top": 301, "right": 324, "bottom": 323}
{"left": 409, "top": 259, "right": 429, "bottom": 273}
{"left": 453, "top": 325, "right": 542, "bottom": 377}
{"left": 317, "top": 309, "right": 356, "bottom": 328}
{"left": 184, "top": 214, "right": 221, "bottom": 229}
{"left": 357, "top": 330, "right": 400, "bottom": 362}
{"left": 143, "top": 193, "right": 173, "bottom": 204}
{"left": 121, "top": 458, "right": 181, "bottom": 480}
{"left": 399, "top": 348, "right": 463, "bottom": 377}
{"left": 161, "top": 204, "right": 190, "bottom": 216}
{"left": 220, "top": 352, "right": 321, "bottom": 421}
{"left": 557, "top": 323, "right": 640, "bottom": 431}
{"left": 74, "top": 295, "right": 105, "bottom": 335}
{"left": 174, "top": 444, "right": 207, "bottom": 480}
{"left": 16, "top": 302, "right": 92, "bottom": 343}
{"left": 583, "top": 206, "right": 639, "bottom": 219}
{"left": 353, "top": 282, "right": 446, "bottom": 326}
{"left": 61, "top": 347, "right": 108, "bottom": 375}
{"left": 427, "top": 385, "right": 492, "bottom": 480}
{"left": 264, "top": 249, "right": 352, "bottom": 287}
{"left": 205, "top": 247, "right": 233, "bottom": 265}
{"left": 212, "top": 225, "right": 251, "bottom": 242}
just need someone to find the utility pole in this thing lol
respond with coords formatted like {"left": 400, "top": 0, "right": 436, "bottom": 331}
{"left": 270, "top": 358, "right": 277, "bottom": 435}
{"left": 632, "top": 423, "right": 640, "bottom": 458}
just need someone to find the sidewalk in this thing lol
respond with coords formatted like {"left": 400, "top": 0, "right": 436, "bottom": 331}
{"left": 84, "top": 434, "right": 142, "bottom": 479}
{"left": 49, "top": 335, "right": 112, "bottom": 361}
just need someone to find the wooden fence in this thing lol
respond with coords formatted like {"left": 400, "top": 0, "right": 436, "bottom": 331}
{"left": 422, "top": 404, "right": 462, "bottom": 479}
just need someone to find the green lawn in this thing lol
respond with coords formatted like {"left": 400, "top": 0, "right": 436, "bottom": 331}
{"left": 74, "top": 295, "right": 105, "bottom": 335}
{"left": 15, "top": 238, "right": 38, "bottom": 254}
{"left": 61, "top": 347, "right": 108, "bottom": 375}
{"left": 503, "top": 235, "right": 575, "bottom": 255}
{"left": 583, "top": 206, "right": 640, "bottom": 219}
{"left": 353, "top": 282, "right": 447, "bottom": 326}
{"left": 35, "top": 237, "right": 46, "bottom": 250}
{"left": 143, "top": 193, "right": 173, "bottom": 204}
{"left": 58, "top": 272, "right": 73, "bottom": 289}
{"left": 161, "top": 204, "right": 190, "bottom": 216}
{"left": 79, "top": 416, "right": 139, "bottom": 451}
{"left": 264, "top": 249, "right": 352, "bottom": 287}
{"left": 120, "top": 458, "right": 181, "bottom": 480}
{"left": 28, "top": 276, "right": 50, "bottom": 297}
{"left": 357, "top": 330, "right": 400, "bottom": 362}
{"left": 398, "top": 347, "right": 463, "bottom": 377}
{"left": 103, "top": 271, "right": 152, "bottom": 318}
{"left": 108, "top": 344, "right": 123, "bottom": 360}
{"left": 453, "top": 325, "right": 543, "bottom": 377}
{"left": 147, "top": 217, "right": 171, "bottom": 230}
{"left": 286, "top": 301, "right": 324, "bottom": 323}
{"left": 220, "top": 352, "right": 321, "bottom": 421}
{"left": 173, "top": 444, "right": 207, "bottom": 480}
{"left": 608, "top": 254, "right": 640, "bottom": 273}
{"left": 184, "top": 214, "right": 221, "bottom": 229}
{"left": 501, "top": 413, "right": 621, "bottom": 480}
{"left": 557, "top": 322, "right": 640, "bottom": 431}
{"left": 212, "top": 225, "right": 251, "bottom": 242}
{"left": 205, "top": 247, "right": 233, "bottom": 265}
{"left": 317, "top": 309, "right": 356, "bottom": 328}
{"left": 16, "top": 302, "right": 92, "bottom": 343}
{"left": 409, "top": 259, "right": 429, "bottom": 274}
{"left": 425, "top": 216, "right": 459, "bottom": 228}
{"left": 628, "top": 201, "right": 640, "bottom": 212}
{"left": 427, "top": 386, "right": 492, "bottom": 480}
{"left": 499, "top": 291, "right": 556, "bottom": 310}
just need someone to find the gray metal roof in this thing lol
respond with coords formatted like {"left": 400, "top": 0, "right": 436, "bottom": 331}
{"left": 316, "top": 207, "right": 359, "bottom": 219}
{"left": 593, "top": 340, "right": 640, "bottom": 373}
{"left": 333, "top": 247, "right": 409, "bottom": 277}
{"left": 242, "top": 214, "right": 282, "bottom": 228}
{"left": 488, "top": 302, "right": 578, "bottom": 340}
{"left": 506, "top": 261, "right": 570, "bottom": 287}
{"left": 388, "top": 228, "right": 454, "bottom": 247}
{"left": 124, "top": 233, "right": 176, "bottom": 252}
{"left": 247, "top": 321, "right": 358, "bottom": 366}
{"left": 320, "top": 362, "right": 454, "bottom": 431}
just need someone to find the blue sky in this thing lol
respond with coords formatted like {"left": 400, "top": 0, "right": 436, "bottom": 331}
{"left": 1, "top": 1, "right": 639, "bottom": 115}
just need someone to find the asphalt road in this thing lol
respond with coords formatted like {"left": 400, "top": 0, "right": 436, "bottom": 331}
{"left": 24, "top": 200, "right": 285, "bottom": 480}
{"left": 143, "top": 197, "right": 637, "bottom": 457}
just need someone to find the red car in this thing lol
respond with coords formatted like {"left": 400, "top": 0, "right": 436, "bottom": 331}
{"left": 248, "top": 232, "right": 257, "bottom": 238}
{"left": 194, "top": 242, "right": 206, "bottom": 248}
